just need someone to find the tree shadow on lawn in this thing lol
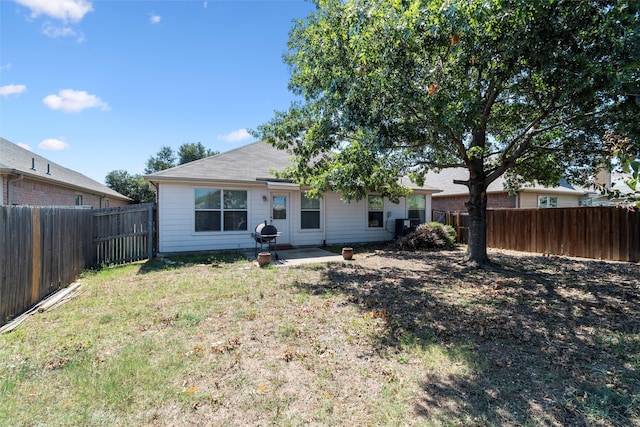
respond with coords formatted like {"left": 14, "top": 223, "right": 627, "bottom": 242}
{"left": 294, "top": 250, "right": 640, "bottom": 426}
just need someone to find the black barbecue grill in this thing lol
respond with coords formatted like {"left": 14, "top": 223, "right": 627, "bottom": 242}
{"left": 253, "top": 221, "right": 280, "bottom": 259}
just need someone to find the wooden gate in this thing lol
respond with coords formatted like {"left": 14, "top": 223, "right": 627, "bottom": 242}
{"left": 92, "top": 203, "right": 156, "bottom": 266}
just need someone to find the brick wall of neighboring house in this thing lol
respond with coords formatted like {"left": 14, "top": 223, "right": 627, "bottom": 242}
{"left": 7, "top": 178, "right": 128, "bottom": 208}
{"left": 432, "top": 193, "right": 517, "bottom": 211}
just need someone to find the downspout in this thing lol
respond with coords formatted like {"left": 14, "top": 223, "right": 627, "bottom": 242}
{"left": 150, "top": 181, "right": 159, "bottom": 203}
{"left": 322, "top": 195, "right": 327, "bottom": 247}
{"left": 6, "top": 173, "right": 24, "bottom": 205}
{"left": 150, "top": 181, "right": 160, "bottom": 254}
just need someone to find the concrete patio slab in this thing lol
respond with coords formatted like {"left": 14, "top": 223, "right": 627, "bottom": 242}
{"left": 245, "top": 247, "right": 348, "bottom": 266}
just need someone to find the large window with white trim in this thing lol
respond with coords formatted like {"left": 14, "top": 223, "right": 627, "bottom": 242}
{"left": 368, "top": 195, "right": 384, "bottom": 228}
{"left": 195, "top": 188, "right": 247, "bottom": 232}
{"left": 301, "top": 193, "right": 321, "bottom": 229}
{"left": 407, "top": 194, "right": 426, "bottom": 223}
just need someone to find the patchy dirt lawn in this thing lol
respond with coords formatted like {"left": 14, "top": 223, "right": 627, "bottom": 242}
{"left": 334, "top": 248, "right": 640, "bottom": 426}
{"left": 1, "top": 247, "right": 639, "bottom": 426}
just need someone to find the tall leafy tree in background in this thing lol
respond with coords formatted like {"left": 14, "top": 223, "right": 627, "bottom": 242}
{"left": 144, "top": 143, "right": 218, "bottom": 174}
{"left": 105, "top": 170, "right": 156, "bottom": 204}
{"left": 178, "top": 142, "right": 218, "bottom": 164}
{"left": 257, "top": 0, "right": 639, "bottom": 266}
{"left": 144, "top": 146, "right": 176, "bottom": 174}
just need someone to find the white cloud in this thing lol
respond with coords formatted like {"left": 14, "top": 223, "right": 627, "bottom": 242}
{"left": 42, "top": 89, "right": 110, "bottom": 113}
{"left": 150, "top": 14, "right": 161, "bottom": 24}
{"left": 203, "top": 2, "right": 208, "bottom": 8}
{"left": 39, "top": 138, "right": 70, "bottom": 151}
{"left": 218, "top": 129, "right": 252, "bottom": 143}
{"left": 42, "top": 22, "right": 85, "bottom": 41}
{"left": 17, "top": 143, "right": 33, "bottom": 151}
{"left": 0, "top": 84, "right": 27, "bottom": 97}
{"left": 15, "top": 0, "right": 93, "bottom": 23}
{"left": 0, "top": 63, "right": 12, "bottom": 71}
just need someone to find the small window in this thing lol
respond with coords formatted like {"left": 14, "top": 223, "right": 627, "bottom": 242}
{"left": 272, "top": 195, "right": 287, "bottom": 220}
{"left": 538, "top": 196, "right": 558, "bottom": 208}
{"left": 368, "top": 195, "right": 384, "bottom": 228}
{"left": 407, "top": 194, "right": 426, "bottom": 223}
{"left": 301, "top": 193, "right": 320, "bottom": 229}
{"left": 195, "top": 188, "right": 247, "bottom": 232}
{"left": 75, "top": 195, "right": 83, "bottom": 206}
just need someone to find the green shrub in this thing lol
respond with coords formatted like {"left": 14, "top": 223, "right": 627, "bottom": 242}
{"left": 392, "top": 222, "right": 456, "bottom": 250}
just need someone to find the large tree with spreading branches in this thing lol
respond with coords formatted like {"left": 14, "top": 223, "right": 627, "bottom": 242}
{"left": 256, "top": 0, "right": 639, "bottom": 265}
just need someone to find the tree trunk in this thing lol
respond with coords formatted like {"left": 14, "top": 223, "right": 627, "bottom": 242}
{"left": 464, "top": 132, "right": 490, "bottom": 267}
{"left": 465, "top": 178, "right": 489, "bottom": 266}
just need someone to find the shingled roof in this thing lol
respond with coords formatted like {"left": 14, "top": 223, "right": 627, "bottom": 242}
{"left": 145, "top": 140, "right": 440, "bottom": 192}
{"left": 0, "top": 137, "right": 130, "bottom": 201}
{"left": 424, "top": 167, "right": 587, "bottom": 197}
{"left": 145, "top": 140, "right": 293, "bottom": 184}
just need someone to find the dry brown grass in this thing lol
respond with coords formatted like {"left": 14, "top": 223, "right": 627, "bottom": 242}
{"left": 1, "top": 247, "right": 639, "bottom": 426}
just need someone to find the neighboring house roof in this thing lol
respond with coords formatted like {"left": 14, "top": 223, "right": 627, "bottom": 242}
{"left": 146, "top": 140, "right": 440, "bottom": 192}
{"left": 425, "top": 167, "right": 587, "bottom": 197}
{"left": 0, "top": 137, "right": 130, "bottom": 201}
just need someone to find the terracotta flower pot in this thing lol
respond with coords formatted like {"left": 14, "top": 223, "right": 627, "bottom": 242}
{"left": 257, "top": 252, "right": 272, "bottom": 267}
{"left": 342, "top": 247, "right": 354, "bottom": 260}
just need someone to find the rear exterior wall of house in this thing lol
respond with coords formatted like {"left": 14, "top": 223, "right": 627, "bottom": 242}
{"left": 3, "top": 177, "right": 128, "bottom": 208}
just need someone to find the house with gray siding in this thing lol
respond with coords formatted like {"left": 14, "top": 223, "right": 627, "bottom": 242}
{"left": 145, "top": 141, "right": 440, "bottom": 253}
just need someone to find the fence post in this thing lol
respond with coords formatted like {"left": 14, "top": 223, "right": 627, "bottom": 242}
{"left": 31, "top": 208, "right": 41, "bottom": 304}
{"left": 147, "top": 204, "right": 153, "bottom": 260}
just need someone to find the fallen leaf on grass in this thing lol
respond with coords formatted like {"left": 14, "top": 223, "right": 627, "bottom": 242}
{"left": 211, "top": 338, "right": 241, "bottom": 353}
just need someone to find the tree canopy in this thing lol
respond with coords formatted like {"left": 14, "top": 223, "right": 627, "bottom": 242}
{"left": 144, "top": 146, "right": 176, "bottom": 175}
{"left": 178, "top": 142, "right": 217, "bottom": 164}
{"left": 257, "top": 0, "right": 639, "bottom": 264}
{"left": 105, "top": 170, "right": 156, "bottom": 204}
{"left": 144, "top": 143, "right": 218, "bottom": 174}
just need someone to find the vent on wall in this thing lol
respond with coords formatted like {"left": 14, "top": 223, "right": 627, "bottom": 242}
{"left": 30, "top": 158, "right": 36, "bottom": 171}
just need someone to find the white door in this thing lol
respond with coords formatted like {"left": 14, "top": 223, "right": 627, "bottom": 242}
{"left": 270, "top": 192, "right": 290, "bottom": 245}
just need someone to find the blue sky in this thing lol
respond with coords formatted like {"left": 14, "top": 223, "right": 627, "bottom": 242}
{"left": 0, "top": 0, "right": 315, "bottom": 183}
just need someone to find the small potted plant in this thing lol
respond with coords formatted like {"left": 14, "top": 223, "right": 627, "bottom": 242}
{"left": 257, "top": 252, "right": 271, "bottom": 267}
{"left": 341, "top": 247, "right": 354, "bottom": 260}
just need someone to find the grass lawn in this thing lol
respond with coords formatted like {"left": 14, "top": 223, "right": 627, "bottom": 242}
{"left": 1, "top": 247, "right": 639, "bottom": 426}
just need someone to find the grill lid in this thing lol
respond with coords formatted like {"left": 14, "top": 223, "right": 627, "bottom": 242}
{"left": 255, "top": 221, "right": 277, "bottom": 236}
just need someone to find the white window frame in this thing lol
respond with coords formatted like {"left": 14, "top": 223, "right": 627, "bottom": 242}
{"left": 194, "top": 188, "right": 248, "bottom": 232}
{"left": 300, "top": 193, "right": 321, "bottom": 230}
{"left": 407, "top": 193, "right": 426, "bottom": 223}
{"left": 538, "top": 195, "right": 558, "bottom": 208}
{"left": 367, "top": 195, "right": 384, "bottom": 228}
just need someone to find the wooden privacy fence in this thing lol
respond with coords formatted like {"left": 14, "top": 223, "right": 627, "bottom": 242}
{"left": 0, "top": 206, "right": 94, "bottom": 326}
{"left": 93, "top": 203, "right": 155, "bottom": 266}
{"left": 432, "top": 209, "right": 469, "bottom": 243}
{"left": 486, "top": 206, "right": 640, "bottom": 263}
{"left": 1, "top": 204, "right": 156, "bottom": 327}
